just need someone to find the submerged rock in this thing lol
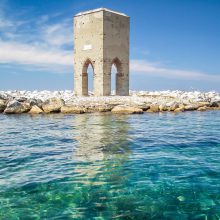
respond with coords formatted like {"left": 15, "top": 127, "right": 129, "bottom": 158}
{"left": 42, "top": 98, "right": 65, "bottom": 113}
{"left": 177, "top": 196, "right": 185, "bottom": 202}
{"left": 4, "top": 101, "right": 31, "bottom": 114}
{"left": 111, "top": 105, "right": 143, "bottom": 114}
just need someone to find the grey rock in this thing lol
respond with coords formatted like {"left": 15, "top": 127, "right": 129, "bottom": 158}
{"left": 28, "top": 98, "right": 43, "bottom": 108}
{"left": 4, "top": 101, "right": 31, "bottom": 114}
{"left": 210, "top": 101, "right": 220, "bottom": 107}
{"left": 16, "top": 97, "right": 27, "bottom": 102}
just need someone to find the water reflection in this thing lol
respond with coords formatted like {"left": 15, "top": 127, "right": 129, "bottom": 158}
{"left": 72, "top": 114, "right": 132, "bottom": 186}
{"left": 73, "top": 114, "right": 131, "bottom": 161}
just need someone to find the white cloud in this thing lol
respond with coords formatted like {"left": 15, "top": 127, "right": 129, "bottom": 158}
{"left": 0, "top": 7, "right": 73, "bottom": 73}
{"left": 0, "top": 17, "right": 12, "bottom": 28}
{"left": 130, "top": 60, "right": 220, "bottom": 81}
{"left": 41, "top": 20, "right": 73, "bottom": 47}
{"left": 1, "top": 40, "right": 219, "bottom": 81}
{"left": 0, "top": 5, "right": 219, "bottom": 82}
{"left": 0, "top": 41, "right": 72, "bottom": 71}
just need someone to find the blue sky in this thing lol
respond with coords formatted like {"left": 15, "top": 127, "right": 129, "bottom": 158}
{"left": 0, "top": 0, "right": 220, "bottom": 91}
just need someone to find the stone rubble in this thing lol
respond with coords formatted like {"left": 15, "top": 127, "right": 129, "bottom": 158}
{"left": 0, "top": 90, "right": 220, "bottom": 114}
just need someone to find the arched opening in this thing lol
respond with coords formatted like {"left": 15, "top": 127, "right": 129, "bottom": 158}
{"left": 111, "top": 64, "right": 117, "bottom": 95}
{"left": 82, "top": 59, "right": 94, "bottom": 96}
{"left": 111, "top": 58, "right": 123, "bottom": 96}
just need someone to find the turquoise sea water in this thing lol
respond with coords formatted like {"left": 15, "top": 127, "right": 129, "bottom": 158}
{"left": 0, "top": 111, "right": 220, "bottom": 219}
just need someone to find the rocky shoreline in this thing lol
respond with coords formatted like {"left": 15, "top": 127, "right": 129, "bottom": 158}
{"left": 0, "top": 90, "right": 220, "bottom": 114}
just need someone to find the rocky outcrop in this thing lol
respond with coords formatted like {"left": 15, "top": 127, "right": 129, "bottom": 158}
{"left": 4, "top": 101, "right": 31, "bottom": 114}
{"left": 0, "top": 90, "right": 220, "bottom": 114}
{"left": 42, "top": 98, "right": 65, "bottom": 113}
{"left": 111, "top": 105, "right": 143, "bottom": 114}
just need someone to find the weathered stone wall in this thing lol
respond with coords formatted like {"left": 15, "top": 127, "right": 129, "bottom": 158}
{"left": 103, "top": 10, "right": 129, "bottom": 96}
{"left": 73, "top": 8, "right": 129, "bottom": 96}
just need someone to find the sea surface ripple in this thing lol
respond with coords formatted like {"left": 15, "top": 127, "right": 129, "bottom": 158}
{"left": 0, "top": 111, "right": 220, "bottom": 219}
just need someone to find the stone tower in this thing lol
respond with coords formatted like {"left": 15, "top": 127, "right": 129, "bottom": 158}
{"left": 74, "top": 8, "right": 129, "bottom": 96}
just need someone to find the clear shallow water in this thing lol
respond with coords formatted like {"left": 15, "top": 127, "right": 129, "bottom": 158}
{"left": 0, "top": 112, "right": 220, "bottom": 220}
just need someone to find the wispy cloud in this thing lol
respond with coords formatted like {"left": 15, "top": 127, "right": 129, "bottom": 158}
{"left": 130, "top": 60, "right": 220, "bottom": 82}
{"left": 0, "top": 41, "right": 72, "bottom": 66}
{"left": 0, "top": 3, "right": 218, "bottom": 82}
{"left": 41, "top": 20, "right": 73, "bottom": 47}
{"left": 0, "top": 4, "right": 73, "bottom": 73}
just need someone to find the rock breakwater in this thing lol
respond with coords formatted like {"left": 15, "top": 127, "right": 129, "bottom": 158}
{"left": 0, "top": 90, "right": 220, "bottom": 114}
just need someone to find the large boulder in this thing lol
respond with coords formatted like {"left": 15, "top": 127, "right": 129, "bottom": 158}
{"left": 111, "top": 105, "right": 143, "bottom": 114}
{"left": 42, "top": 98, "right": 65, "bottom": 113}
{"left": 197, "top": 102, "right": 210, "bottom": 107}
{"left": 61, "top": 105, "right": 85, "bottom": 114}
{"left": 147, "top": 105, "right": 160, "bottom": 113}
{"left": 135, "top": 104, "right": 150, "bottom": 111}
{"left": 85, "top": 104, "right": 114, "bottom": 113}
{"left": 4, "top": 101, "right": 31, "bottom": 114}
{"left": 0, "top": 99, "right": 7, "bottom": 113}
{"left": 28, "top": 99, "right": 43, "bottom": 108}
{"left": 159, "top": 105, "right": 168, "bottom": 112}
{"left": 184, "top": 104, "right": 199, "bottom": 111}
{"left": 197, "top": 106, "right": 208, "bottom": 111}
{"left": 174, "top": 107, "right": 185, "bottom": 113}
{"left": 168, "top": 104, "right": 179, "bottom": 111}
{"left": 28, "top": 105, "right": 44, "bottom": 114}
{"left": 96, "top": 105, "right": 114, "bottom": 112}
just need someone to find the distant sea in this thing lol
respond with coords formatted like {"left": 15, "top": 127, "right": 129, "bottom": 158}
{"left": 0, "top": 112, "right": 220, "bottom": 219}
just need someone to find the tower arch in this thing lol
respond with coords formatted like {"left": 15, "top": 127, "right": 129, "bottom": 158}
{"left": 110, "top": 57, "right": 123, "bottom": 95}
{"left": 81, "top": 58, "right": 94, "bottom": 96}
